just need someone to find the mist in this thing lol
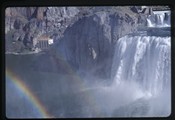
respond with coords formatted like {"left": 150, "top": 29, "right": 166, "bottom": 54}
{"left": 6, "top": 69, "right": 171, "bottom": 118}
{"left": 6, "top": 35, "right": 171, "bottom": 118}
{"left": 5, "top": 7, "right": 171, "bottom": 118}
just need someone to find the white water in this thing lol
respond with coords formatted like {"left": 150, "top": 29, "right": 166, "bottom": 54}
{"left": 147, "top": 11, "right": 170, "bottom": 27}
{"left": 109, "top": 35, "right": 171, "bottom": 117}
{"left": 6, "top": 6, "right": 172, "bottom": 116}
{"left": 82, "top": 35, "right": 171, "bottom": 117}
{"left": 146, "top": 19, "right": 154, "bottom": 27}
{"left": 111, "top": 35, "right": 171, "bottom": 96}
{"left": 5, "top": 6, "right": 172, "bottom": 118}
{"left": 6, "top": 35, "right": 171, "bottom": 118}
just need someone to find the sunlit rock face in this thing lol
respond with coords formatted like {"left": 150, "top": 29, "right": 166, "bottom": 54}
{"left": 5, "top": 7, "right": 80, "bottom": 52}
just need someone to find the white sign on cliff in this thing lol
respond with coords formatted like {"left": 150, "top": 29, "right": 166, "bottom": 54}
{"left": 48, "top": 39, "right": 54, "bottom": 45}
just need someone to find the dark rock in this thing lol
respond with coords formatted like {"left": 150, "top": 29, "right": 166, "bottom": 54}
{"left": 23, "top": 33, "right": 33, "bottom": 47}
{"left": 138, "top": 14, "right": 147, "bottom": 25}
{"left": 130, "top": 6, "right": 139, "bottom": 13}
{"left": 13, "top": 19, "right": 22, "bottom": 29}
{"left": 5, "top": 7, "right": 141, "bottom": 53}
{"left": 5, "top": 7, "right": 144, "bottom": 78}
{"left": 12, "top": 31, "right": 20, "bottom": 42}
{"left": 53, "top": 11, "right": 137, "bottom": 79}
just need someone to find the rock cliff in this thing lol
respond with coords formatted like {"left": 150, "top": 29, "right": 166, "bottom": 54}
{"left": 5, "top": 6, "right": 143, "bottom": 79}
{"left": 5, "top": 7, "right": 80, "bottom": 52}
{"left": 53, "top": 8, "right": 138, "bottom": 78}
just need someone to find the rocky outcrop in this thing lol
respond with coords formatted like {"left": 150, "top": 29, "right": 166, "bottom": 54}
{"left": 5, "top": 7, "right": 80, "bottom": 52}
{"left": 52, "top": 8, "right": 138, "bottom": 79}
{"left": 5, "top": 6, "right": 144, "bottom": 79}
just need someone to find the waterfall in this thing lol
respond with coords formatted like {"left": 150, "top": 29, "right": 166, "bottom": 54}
{"left": 146, "top": 11, "right": 170, "bottom": 27}
{"left": 146, "top": 19, "right": 154, "bottom": 27}
{"left": 155, "top": 13, "right": 165, "bottom": 26}
{"left": 111, "top": 35, "right": 171, "bottom": 96}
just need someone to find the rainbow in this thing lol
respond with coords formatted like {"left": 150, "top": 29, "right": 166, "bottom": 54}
{"left": 5, "top": 51, "right": 101, "bottom": 118}
{"left": 6, "top": 68, "right": 53, "bottom": 118}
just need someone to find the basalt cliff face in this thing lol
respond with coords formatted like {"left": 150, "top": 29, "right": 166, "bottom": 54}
{"left": 5, "top": 7, "right": 142, "bottom": 78}
{"left": 5, "top": 7, "right": 139, "bottom": 52}
{"left": 54, "top": 10, "right": 138, "bottom": 78}
{"left": 5, "top": 7, "right": 80, "bottom": 52}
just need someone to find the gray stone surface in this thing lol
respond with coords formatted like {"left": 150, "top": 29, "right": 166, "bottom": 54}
{"left": 5, "top": 6, "right": 144, "bottom": 78}
{"left": 52, "top": 9, "right": 138, "bottom": 78}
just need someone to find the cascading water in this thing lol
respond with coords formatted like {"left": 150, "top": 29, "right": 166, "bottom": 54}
{"left": 146, "top": 19, "right": 153, "bottom": 27}
{"left": 109, "top": 31, "right": 171, "bottom": 117}
{"left": 82, "top": 32, "right": 171, "bottom": 117}
{"left": 6, "top": 7, "right": 171, "bottom": 118}
{"left": 111, "top": 35, "right": 171, "bottom": 96}
{"left": 81, "top": 28, "right": 171, "bottom": 117}
{"left": 155, "top": 13, "right": 165, "bottom": 26}
{"left": 146, "top": 11, "right": 170, "bottom": 27}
